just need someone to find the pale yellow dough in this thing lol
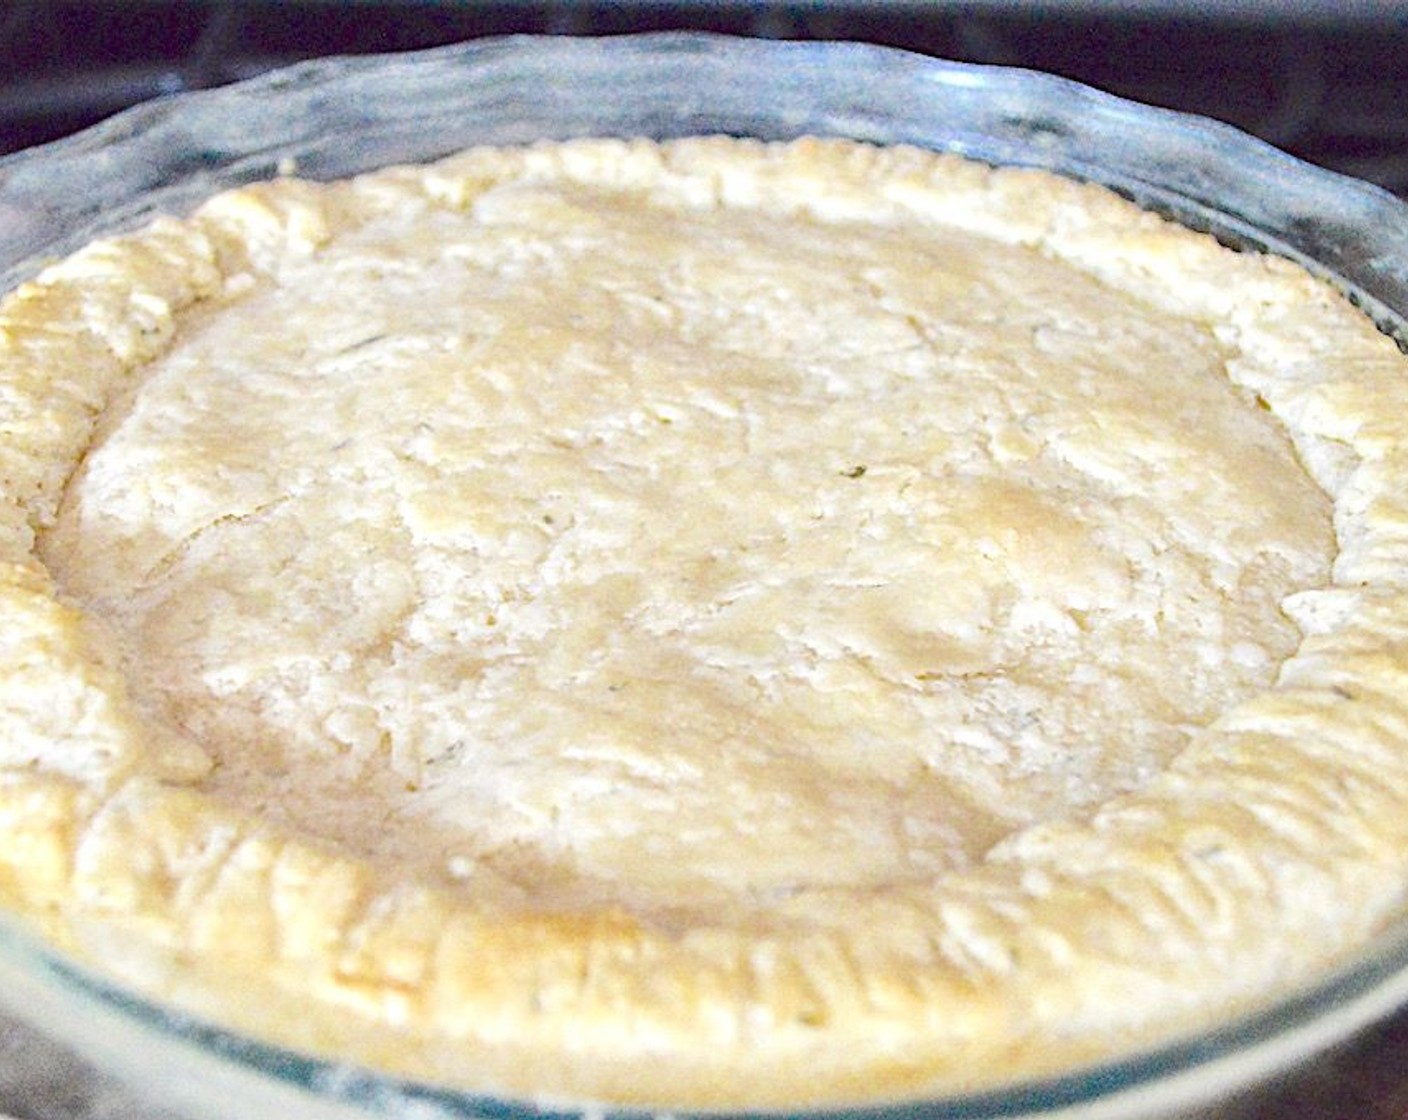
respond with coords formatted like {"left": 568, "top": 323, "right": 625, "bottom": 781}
{"left": 4, "top": 136, "right": 1408, "bottom": 1108}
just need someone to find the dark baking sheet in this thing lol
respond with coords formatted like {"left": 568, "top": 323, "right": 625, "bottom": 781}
{"left": 2, "top": 1003, "right": 1408, "bottom": 1119}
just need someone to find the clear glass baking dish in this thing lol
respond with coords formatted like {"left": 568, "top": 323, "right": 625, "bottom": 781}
{"left": 3, "top": 30, "right": 1408, "bottom": 1120}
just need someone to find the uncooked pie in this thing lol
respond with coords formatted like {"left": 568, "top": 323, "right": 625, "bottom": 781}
{"left": 2, "top": 135, "right": 1408, "bottom": 1107}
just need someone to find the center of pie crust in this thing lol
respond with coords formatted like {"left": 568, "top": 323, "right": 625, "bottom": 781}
{"left": 41, "top": 168, "right": 1333, "bottom": 922}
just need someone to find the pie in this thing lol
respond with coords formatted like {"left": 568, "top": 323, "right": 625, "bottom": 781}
{"left": 2, "top": 135, "right": 1408, "bottom": 1107}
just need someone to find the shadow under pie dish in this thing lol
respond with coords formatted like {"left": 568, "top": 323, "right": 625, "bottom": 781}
{"left": 4, "top": 33, "right": 1408, "bottom": 1120}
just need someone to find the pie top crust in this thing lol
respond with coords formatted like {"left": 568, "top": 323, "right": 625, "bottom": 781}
{"left": 3, "top": 135, "right": 1408, "bottom": 1108}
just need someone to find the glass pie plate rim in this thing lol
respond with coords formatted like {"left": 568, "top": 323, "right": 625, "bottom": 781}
{"left": 3, "top": 30, "right": 1408, "bottom": 1120}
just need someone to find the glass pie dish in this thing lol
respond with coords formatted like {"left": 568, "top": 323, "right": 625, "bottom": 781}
{"left": 3, "top": 31, "right": 1408, "bottom": 1120}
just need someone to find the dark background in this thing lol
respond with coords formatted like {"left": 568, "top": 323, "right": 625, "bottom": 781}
{"left": 1, "top": 0, "right": 1408, "bottom": 197}
{"left": 2, "top": 2, "right": 1408, "bottom": 1118}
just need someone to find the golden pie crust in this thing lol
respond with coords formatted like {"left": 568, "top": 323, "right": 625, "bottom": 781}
{"left": 3, "top": 136, "right": 1408, "bottom": 1108}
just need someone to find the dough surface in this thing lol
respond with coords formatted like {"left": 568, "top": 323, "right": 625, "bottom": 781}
{"left": 4, "top": 136, "right": 1408, "bottom": 1107}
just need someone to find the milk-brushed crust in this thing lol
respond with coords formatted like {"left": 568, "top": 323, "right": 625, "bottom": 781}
{"left": 2, "top": 137, "right": 1408, "bottom": 1108}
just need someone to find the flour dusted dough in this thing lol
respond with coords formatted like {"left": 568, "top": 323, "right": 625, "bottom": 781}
{"left": 3, "top": 136, "right": 1408, "bottom": 1107}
